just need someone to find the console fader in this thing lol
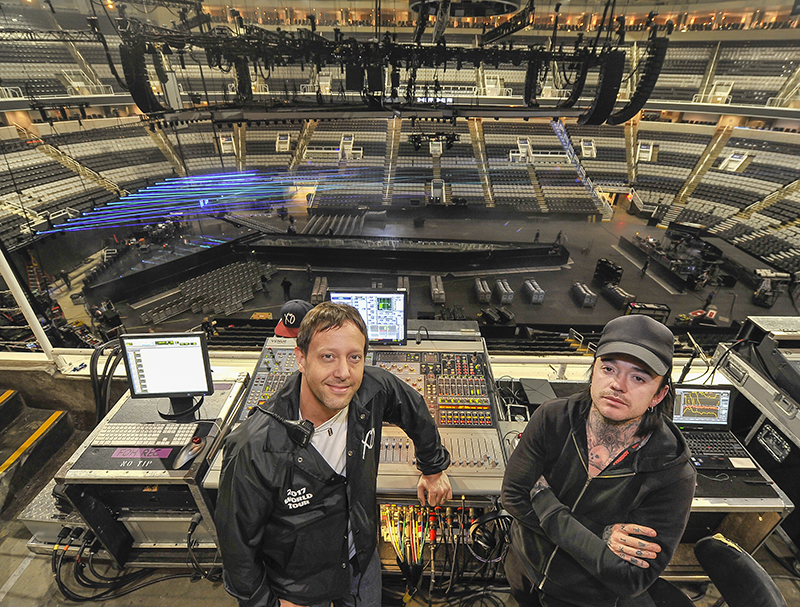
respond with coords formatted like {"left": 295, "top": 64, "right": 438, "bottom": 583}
{"left": 371, "top": 351, "right": 493, "bottom": 428}
{"left": 238, "top": 346, "right": 299, "bottom": 422}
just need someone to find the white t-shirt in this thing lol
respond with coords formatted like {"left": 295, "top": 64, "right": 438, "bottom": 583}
{"left": 303, "top": 406, "right": 355, "bottom": 559}
{"left": 309, "top": 406, "right": 348, "bottom": 475}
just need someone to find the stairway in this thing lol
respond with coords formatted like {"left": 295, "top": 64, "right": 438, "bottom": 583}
{"left": 289, "top": 119, "right": 318, "bottom": 169}
{"left": 147, "top": 123, "right": 187, "bottom": 176}
{"left": 551, "top": 119, "right": 613, "bottom": 220}
{"left": 526, "top": 165, "right": 548, "bottom": 212}
{"left": 27, "top": 256, "right": 50, "bottom": 294}
{"left": 36, "top": 143, "right": 128, "bottom": 197}
{"left": 468, "top": 118, "right": 495, "bottom": 207}
{"left": 624, "top": 113, "right": 640, "bottom": 183}
{"left": 383, "top": 117, "right": 402, "bottom": 205}
{"left": 697, "top": 42, "right": 722, "bottom": 101}
{"left": 0, "top": 389, "right": 72, "bottom": 512}
{"left": 431, "top": 156, "right": 450, "bottom": 204}
{"left": 739, "top": 177, "right": 800, "bottom": 219}
{"left": 672, "top": 125, "right": 733, "bottom": 208}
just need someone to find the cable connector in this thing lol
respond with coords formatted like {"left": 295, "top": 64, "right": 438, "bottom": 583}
{"left": 188, "top": 512, "right": 203, "bottom": 537}
{"left": 56, "top": 526, "right": 73, "bottom": 543}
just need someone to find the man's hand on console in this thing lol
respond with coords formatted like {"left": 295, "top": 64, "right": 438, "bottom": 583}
{"left": 602, "top": 523, "right": 661, "bottom": 569}
{"left": 417, "top": 471, "right": 452, "bottom": 507}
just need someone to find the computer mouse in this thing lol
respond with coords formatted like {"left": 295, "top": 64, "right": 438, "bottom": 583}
{"left": 173, "top": 436, "right": 206, "bottom": 469}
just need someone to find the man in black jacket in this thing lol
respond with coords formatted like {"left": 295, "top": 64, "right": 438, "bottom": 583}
{"left": 502, "top": 315, "right": 696, "bottom": 607}
{"left": 217, "top": 302, "right": 452, "bottom": 607}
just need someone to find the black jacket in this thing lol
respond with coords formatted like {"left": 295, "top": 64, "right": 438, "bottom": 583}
{"left": 216, "top": 366, "right": 450, "bottom": 607}
{"left": 502, "top": 394, "right": 696, "bottom": 607}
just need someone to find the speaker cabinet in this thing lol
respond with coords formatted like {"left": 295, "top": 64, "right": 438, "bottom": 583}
{"left": 607, "top": 38, "right": 669, "bottom": 125}
{"left": 578, "top": 50, "right": 625, "bottom": 126}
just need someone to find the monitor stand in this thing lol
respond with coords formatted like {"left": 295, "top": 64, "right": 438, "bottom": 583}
{"left": 157, "top": 396, "right": 200, "bottom": 421}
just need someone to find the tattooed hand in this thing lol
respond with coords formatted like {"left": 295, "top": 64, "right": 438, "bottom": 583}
{"left": 529, "top": 474, "right": 551, "bottom": 499}
{"left": 602, "top": 523, "right": 661, "bottom": 569}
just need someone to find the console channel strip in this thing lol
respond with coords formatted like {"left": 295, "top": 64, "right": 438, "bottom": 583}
{"left": 238, "top": 347, "right": 299, "bottom": 421}
{"left": 377, "top": 426, "right": 505, "bottom": 496}
{"left": 371, "top": 351, "right": 494, "bottom": 428}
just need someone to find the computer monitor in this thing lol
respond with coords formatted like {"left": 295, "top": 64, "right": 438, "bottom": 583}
{"left": 120, "top": 333, "right": 214, "bottom": 419}
{"left": 672, "top": 384, "right": 733, "bottom": 430}
{"left": 328, "top": 290, "right": 407, "bottom": 346}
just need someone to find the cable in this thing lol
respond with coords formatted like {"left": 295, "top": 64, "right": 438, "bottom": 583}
{"left": 90, "top": 339, "right": 121, "bottom": 425}
{"left": 705, "top": 338, "right": 747, "bottom": 384}
{"left": 55, "top": 545, "right": 193, "bottom": 602}
{"left": 186, "top": 514, "right": 223, "bottom": 582}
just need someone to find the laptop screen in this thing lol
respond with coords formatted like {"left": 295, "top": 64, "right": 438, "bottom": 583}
{"left": 672, "top": 385, "right": 733, "bottom": 429}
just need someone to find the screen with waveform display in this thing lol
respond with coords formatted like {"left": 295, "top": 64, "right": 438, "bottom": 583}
{"left": 672, "top": 385, "right": 732, "bottom": 427}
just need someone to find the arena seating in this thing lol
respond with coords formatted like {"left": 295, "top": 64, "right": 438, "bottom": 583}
{"left": 0, "top": 18, "right": 799, "bottom": 280}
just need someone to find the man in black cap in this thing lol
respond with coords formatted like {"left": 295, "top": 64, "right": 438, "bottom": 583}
{"left": 274, "top": 299, "right": 314, "bottom": 338}
{"left": 503, "top": 315, "right": 696, "bottom": 607}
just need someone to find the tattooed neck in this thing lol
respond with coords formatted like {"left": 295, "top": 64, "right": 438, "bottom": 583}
{"left": 586, "top": 406, "right": 641, "bottom": 474}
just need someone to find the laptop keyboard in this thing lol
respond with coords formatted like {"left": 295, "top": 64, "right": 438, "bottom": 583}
{"left": 685, "top": 432, "right": 749, "bottom": 457}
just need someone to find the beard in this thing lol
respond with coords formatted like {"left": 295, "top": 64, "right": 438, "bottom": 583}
{"left": 308, "top": 381, "right": 356, "bottom": 413}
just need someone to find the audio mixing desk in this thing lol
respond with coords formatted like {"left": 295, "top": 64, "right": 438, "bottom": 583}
{"left": 203, "top": 340, "right": 507, "bottom": 496}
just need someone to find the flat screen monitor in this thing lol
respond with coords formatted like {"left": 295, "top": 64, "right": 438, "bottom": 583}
{"left": 120, "top": 333, "right": 214, "bottom": 419}
{"left": 672, "top": 384, "right": 733, "bottom": 430}
{"left": 328, "top": 290, "right": 407, "bottom": 346}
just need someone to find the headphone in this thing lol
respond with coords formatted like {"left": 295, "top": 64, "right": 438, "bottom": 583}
{"left": 468, "top": 508, "right": 513, "bottom": 563}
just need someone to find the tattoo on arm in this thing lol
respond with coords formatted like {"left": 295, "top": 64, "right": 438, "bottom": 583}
{"left": 602, "top": 526, "right": 613, "bottom": 545}
{"left": 531, "top": 477, "right": 549, "bottom": 496}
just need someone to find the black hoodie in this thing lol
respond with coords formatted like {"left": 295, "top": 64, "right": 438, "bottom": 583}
{"left": 502, "top": 393, "right": 696, "bottom": 607}
{"left": 216, "top": 367, "right": 450, "bottom": 607}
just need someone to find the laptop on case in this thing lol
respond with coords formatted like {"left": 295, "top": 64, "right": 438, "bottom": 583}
{"left": 671, "top": 384, "right": 756, "bottom": 470}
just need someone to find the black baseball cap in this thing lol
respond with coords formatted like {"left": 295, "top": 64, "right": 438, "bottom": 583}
{"left": 595, "top": 315, "right": 674, "bottom": 376}
{"left": 275, "top": 300, "right": 314, "bottom": 338}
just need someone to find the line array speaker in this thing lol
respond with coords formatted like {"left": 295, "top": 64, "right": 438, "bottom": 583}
{"left": 367, "top": 66, "right": 384, "bottom": 92}
{"left": 119, "top": 41, "right": 166, "bottom": 114}
{"left": 606, "top": 38, "right": 669, "bottom": 125}
{"left": 523, "top": 60, "right": 540, "bottom": 107}
{"left": 233, "top": 56, "right": 253, "bottom": 102}
{"left": 345, "top": 65, "right": 364, "bottom": 91}
{"left": 557, "top": 53, "right": 590, "bottom": 109}
{"left": 578, "top": 50, "right": 625, "bottom": 126}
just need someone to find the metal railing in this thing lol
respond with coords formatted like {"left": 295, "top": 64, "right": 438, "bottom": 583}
{"left": 66, "top": 84, "right": 114, "bottom": 96}
{"left": 0, "top": 86, "right": 23, "bottom": 99}
{"left": 692, "top": 93, "right": 732, "bottom": 104}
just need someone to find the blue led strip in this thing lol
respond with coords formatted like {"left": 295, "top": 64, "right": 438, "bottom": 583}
{"left": 39, "top": 167, "right": 394, "bottom": 234}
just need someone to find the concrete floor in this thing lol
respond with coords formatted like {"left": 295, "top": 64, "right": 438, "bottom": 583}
{"left": 2, "top": 507, "right": 800, "bottom": 606}
{"left": 58, "top": 208, "right": 798, "bottom": 337}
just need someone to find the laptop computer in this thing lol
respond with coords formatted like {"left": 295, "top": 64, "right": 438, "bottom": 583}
{"left": 671, "top": 384, "right": 757, "bottom": 470}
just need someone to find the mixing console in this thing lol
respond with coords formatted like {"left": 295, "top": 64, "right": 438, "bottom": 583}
{"left": 238, "top": 346, "right": 299, "bottom": 422}
{"left": 371, "top": 351, "right": 493, "bottom": 428}
{"left": 377, "top": 427, "right": 505, "bottom": 496}
{"left": 239, "top": 346, "right": 496, "bottom": 429}
{"left": 206, "top": 344, "right": 504, "bottom": 494}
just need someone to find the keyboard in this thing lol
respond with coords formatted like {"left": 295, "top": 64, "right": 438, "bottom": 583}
{"left": 92, "top": 423, "right": 198, "bottom": 447}
{"left": 684, "top": 431, "right": 749, "bottom": 457}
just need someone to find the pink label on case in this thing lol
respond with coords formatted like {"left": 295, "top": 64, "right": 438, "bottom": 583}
{"left": 111, "top": 447, "right": 172, "bottom": 458}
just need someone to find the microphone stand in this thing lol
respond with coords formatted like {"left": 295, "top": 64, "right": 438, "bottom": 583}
{"left": 677, "top": 333, "right": 707, "bottom": 384}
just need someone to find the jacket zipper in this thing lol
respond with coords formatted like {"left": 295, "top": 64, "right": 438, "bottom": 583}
{"left": 537, "top": 433, "right": 635, "bottom": 590}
